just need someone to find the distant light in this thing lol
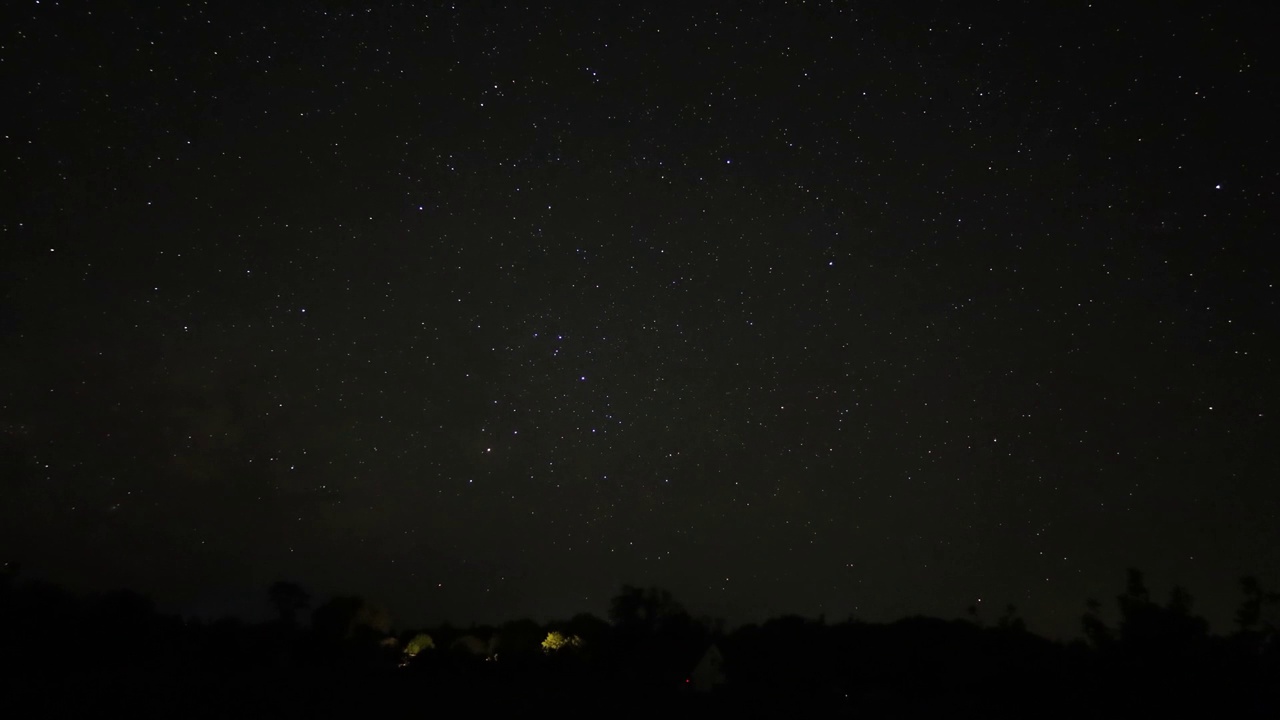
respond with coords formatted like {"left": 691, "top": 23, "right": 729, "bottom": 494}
{"left": 1215, "top": 184, "right": 1221, "bottom": 189}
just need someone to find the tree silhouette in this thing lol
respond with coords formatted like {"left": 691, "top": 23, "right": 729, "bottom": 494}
{"left": 1237, "top": 576, "right": 1265, "bottom": 632}
{"left": 267, "top": 581, "right": 310, "bottom": 627}
{"left": 1116, "top": 568, "right": 1156, "bottom": 646}
{"left": 997, "top": 604, "right": 1025, "bottom": 633}
{"left": 605, "top": 585, "right": 711, "bottom": 693}
{"left": 1235, "top": 576, "right": 1280, "bottom": 633}
{"left": 564, "top": 612, "right": 611, "bottom": 656}
{"left": 311, "top": 595, "right": 391, "bottom": 642}
{"left": 609, "top": 585, "right": 686, "bottom": 635}
{"left": 497, "top": 618, "right": 544, "bottom": 661}
{"left": 0, "top": 569, "right": 1277, "bottom": 712}
{"left": 1108, "top": 567, "right": 1210, "bottom": 665}
{"left": 1082, "top": 598, "right": 1113, "bottom": 649}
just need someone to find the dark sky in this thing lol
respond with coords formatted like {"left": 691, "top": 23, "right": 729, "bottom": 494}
{"left": 2, "top": 1, "right": 1276, "bottom": 639}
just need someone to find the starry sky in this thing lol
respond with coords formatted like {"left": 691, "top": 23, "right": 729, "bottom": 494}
{"left": 2, "top": 2, "right": 1276, "bottom": 638}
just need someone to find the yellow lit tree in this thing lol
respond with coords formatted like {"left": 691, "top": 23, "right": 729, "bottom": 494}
{"left": 540, "top": 631, "right": 584, "bottom": 653}
{"left": 404, "top": 632, "right": 435, "bottom": 658}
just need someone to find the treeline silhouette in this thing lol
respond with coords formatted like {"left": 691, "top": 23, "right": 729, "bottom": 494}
{"left": 1, "top": 563, "right": 1277, "bottom": 717}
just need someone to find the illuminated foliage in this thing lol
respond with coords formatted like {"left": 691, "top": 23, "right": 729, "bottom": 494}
{"left": 404, "top": 632, "right": 435, "bottom": 658}
{"left": 540, "top": 631, "right": 584, "bottom": 653}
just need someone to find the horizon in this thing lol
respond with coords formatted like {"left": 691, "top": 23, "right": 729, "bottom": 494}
{"left": 6, "top": 561, "right": 1264, "bottom": 643}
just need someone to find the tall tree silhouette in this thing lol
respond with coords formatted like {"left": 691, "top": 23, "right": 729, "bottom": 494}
{"left": 267, "top": 581, "right": 310, "bottom": 627}
{"left": 609, "top": 585, "right": 686, "bottom": 635}
{"left": 1081, "top": 598, "right": 1113, "bottom": 649}
{"left": 1114, "top": 568, "right": 1208, "bottom": 655}
{"left": 1235, "top": 576, "right": 1280, "bottom": 633}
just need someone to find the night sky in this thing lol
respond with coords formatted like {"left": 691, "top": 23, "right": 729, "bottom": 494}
{"left": 2, "top": 2, "right": 1276, "bottom": 639}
